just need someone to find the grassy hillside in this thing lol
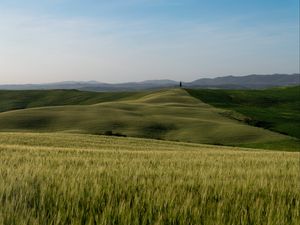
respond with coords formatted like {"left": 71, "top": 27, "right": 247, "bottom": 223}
{"left": 186, "top": 86, "right": 300, "bottom": 139}
{"left": 0, "top": 132, "right": 299, "bottom": 225}
{"left": 0, "top": 89, "right": 147, "bottom": 113}
{"left": 0, "top": 89, "right": 296, "bottom": 150}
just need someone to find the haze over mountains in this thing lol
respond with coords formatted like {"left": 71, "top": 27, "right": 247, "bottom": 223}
{"left": 0, "top": 74, "right": 299, "bottom": 91}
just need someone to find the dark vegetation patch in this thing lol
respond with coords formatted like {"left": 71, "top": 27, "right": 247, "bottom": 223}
{"left": 244, "top": 118, "right": 273, "bottom": 129}
{"left": 93, "top": 130, "right": 127, "bottom": 137}
{"left": 90, "top": 121, "right": 127, "bottom": 137}
{"left": 104, "top": 130, "right": 127, "bottom": 137}
{"left": 141, "top": 122, "right": 176, "bottom": 139}
{"left": 186, "top": 86, "right": 300, "bottom": 139}
{"left": 210, "top": 142, "right": 224, "bottom": 146}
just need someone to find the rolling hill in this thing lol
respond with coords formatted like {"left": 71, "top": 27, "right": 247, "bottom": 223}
{"left": 0, "top": 88, "right": 296, "bottom": 150}
{"left": 0, "top": 89, "right": 147, "bottom": 113}
{"left": 186, "top": 86, "right": 300, "bottom": 139}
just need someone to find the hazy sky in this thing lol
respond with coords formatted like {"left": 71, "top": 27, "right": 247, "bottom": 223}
{"left": 0, "top": 0, "right": 299, "bottom": 84}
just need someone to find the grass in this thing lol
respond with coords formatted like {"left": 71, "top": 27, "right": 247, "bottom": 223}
{"left": 239, "top": 139, "right": 300, "bottom": 151}
{"left": 0, "top": 89, "right": 146, "bottom": 113}
{"left": 185, "top": 86, "right": 300, "bottom": 139}
{"left": 0, "top": 132, "right": 299, "bottom": 225}
{"left": 0, "top": 89, "right": 297, "bottom": 151}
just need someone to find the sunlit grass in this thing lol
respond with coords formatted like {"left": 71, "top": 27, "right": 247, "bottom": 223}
{"left": 0, "top": 132, "right": 299, "bottom": 225}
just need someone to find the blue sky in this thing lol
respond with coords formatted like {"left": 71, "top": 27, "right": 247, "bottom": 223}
{"left": 0, "top": 0, "right": 299, "bottom": 83}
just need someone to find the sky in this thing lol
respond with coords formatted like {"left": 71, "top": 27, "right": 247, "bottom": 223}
{"left": 0, "top": 0, "right": 299, "bottom": 84}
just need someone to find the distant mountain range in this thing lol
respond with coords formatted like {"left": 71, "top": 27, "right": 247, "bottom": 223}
{"left": 185, "top": 74, "right": 300, "bottom": 89}
{"left": 0, "top": 74, "right": 299, "bottom": 91}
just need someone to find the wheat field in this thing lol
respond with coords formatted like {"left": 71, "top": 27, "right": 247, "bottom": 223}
{"left": 0, "top": 132, "right": 299, "bottom": 225}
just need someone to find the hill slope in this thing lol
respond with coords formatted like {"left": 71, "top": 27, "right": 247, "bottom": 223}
{"left": 186, "top": 86, "right": 300, "bottom": 139}
{"left": 0, "top": 89, "right": 146, "bottom": 113}
{"left": 0, "top": 89, "right": 295, "bottom": 150}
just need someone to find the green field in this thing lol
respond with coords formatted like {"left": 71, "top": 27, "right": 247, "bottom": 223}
{"left": 0, "top": 132, "right": 299, "bottom": 225}
{"left": 186, "top": 86, "right": 300, "bottom": 139}
{"left": 0, "top": 88, "right": 297, "bottom": 151}
{"left": 0, "top": 89, "right": 145, "bottom": 113}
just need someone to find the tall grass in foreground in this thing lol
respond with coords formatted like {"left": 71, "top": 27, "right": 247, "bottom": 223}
{"left": 0, "top": 132, "right": 299, "bottom": 225}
